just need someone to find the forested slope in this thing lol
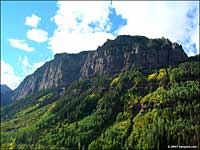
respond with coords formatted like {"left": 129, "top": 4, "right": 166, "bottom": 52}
{"left": 1, "top": 57, "right": 199, "bottom": 149}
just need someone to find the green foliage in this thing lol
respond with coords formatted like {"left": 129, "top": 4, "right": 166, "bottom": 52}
{"left": 110, "top": 76, "right": 120, "bottom": 87}
{"left": 168, "top": 61, "right": 200, "bottom": 82}
{"left": 1, "top": 58, "right": 200, "bottom": 149}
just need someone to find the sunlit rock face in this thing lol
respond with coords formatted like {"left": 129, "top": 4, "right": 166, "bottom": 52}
{"left": 12, "top": 35, "right": 188, "bottom": 100}
{"left": 12, "top": 51, "right": 91, "bottom": 100}
{"left": 80, "top": 35, "right": 188, "bottom": 78}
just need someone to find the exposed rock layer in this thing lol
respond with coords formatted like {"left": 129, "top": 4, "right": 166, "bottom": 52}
{"left": 12, "top": 35, "right": 188, "bottom": 100}
{"left": 12, "top": 52, "right": 90, "bottom": 100}
{"left": 80, "top": 35, "right": 187, "bottom": 77}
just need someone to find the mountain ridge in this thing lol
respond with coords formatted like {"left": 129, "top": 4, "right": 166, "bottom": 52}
{"left": 0, "top": 84, "right": 12, "bottom": 93}
{"left": 80, "top": 35, "right": 187, "bottom": 78}
{"left": 0, "top": 84, "right": 13, "bottom": 106}
{"left": 12, "top": 51, "right": 91, "bottom": 100}
{"left": 12, "top": 35, "right": 188, "bottom": 101}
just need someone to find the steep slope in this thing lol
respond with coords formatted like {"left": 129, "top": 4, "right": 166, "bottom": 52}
{"left": 1, "top": 85, "right": 12, "bottom": 93}
{"left": 12, "top": 51, "right": 91, "bottom": 100}
{"left": 0, "top": 85, "right": 13, "bottom": 106}
{"left": 12, "top": 35, "right": 188, "bottom": 101}
{"left": 80, "top": 35, "right": 188, "bottom": 78}
{"left": 1, "top": 57, "right": 199, "bottom": 149}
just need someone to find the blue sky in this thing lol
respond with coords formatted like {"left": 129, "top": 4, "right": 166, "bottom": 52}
{"left": 1, "top": 1, "right": 199, "bottom": 89}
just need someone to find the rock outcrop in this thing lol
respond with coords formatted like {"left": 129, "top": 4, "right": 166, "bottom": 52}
{"left": 80, "top": 35, "right": 188, "bottom": 78}
{"left": 12, "top": 51, "right": 91, "bottom": 100}
{"left": 12, "top": 35, "right": 188, "bottom": 100}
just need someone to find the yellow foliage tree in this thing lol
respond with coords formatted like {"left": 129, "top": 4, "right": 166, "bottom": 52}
{"left": 147, "top": 73, "right": 158, "bottom": 81}
{"left": 110, "top": 76, "right": 120, "bottom": 87}
{"left": 157, "top": 69, "right": 167, "bottom": 81}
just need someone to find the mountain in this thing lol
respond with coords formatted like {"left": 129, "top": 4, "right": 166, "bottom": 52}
{"left": 1, "top": 55, "right": 199, "bottom": 149}
{"left": 1, "top": 84, "right": 12, "bottom": 93}
{"left": 0, "top": 85, "right": 13, "bottom": 106}
{"left": 80, "top": 35, "right": 187, "bottom": 77}
{"left": 12, "top": 51, "right": 91, "bottom": 100}
{"left": 12, "top": 35, "right": 188, "bottom": 101}
{"left": 1, "top": 35, "right": 199, "bottom": 149}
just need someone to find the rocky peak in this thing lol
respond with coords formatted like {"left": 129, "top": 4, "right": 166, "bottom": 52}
{"left": 80, "top": 35, "right": 188, "bottom": 78}
{"left": 12, "top": 35, "right": 188, "bottom": 101}
{"left": 0, "top": 84, "right": 12, "bottom": 94}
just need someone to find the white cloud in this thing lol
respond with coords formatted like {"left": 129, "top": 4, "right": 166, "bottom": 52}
{"left": 27, "top": 29, "right": 48, "bottom": 43}
{"left": 8, "top": 38, "right": 35, "bottom": 52}
{"left": 49, "top": 1, "right": 199, "bottom": 56}
{"left": 49, "top": 31, "right": 114, "bottom": 54}
{"left": 48, "top": 1, "right": 115, "bottom": 54}
{"left": 25, "top": 14, "right": 41, "bottom": 28}
{"left": 20, "top": 56, "right": 45, "bottom": 76}
{"left": 22, "top": 56, "right": 29, "bottom": 67}
{"left": 112, "top": 1, "right": 199, "bottom": 56}
{"left": 0, "top": 60, "right": 22, "bottom": 90}
{"left": 0, "top": 58, "right": 45, "bottom": 90}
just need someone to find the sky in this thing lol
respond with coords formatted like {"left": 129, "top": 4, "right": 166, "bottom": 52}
{"left": 1, "top": 1, "right": 199, "bottom": 90}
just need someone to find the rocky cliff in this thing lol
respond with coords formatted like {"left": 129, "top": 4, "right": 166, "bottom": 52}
{"left": 12, "top": 35, "right": 188, "bottom": 100}
{"left": 12, "top": 51, "right": 91, "bottom": 100}
{"left": 80, "top": 35, "right": 188, "bottom": 78}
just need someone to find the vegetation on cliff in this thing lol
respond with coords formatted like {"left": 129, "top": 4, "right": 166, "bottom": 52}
{"left": 1, "top": 56, "right": 199, "bottom": 149}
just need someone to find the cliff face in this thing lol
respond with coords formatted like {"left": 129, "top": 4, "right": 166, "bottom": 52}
{"left": 12, "top": 51, "right": 91, "bottom": 100}
{"left": 12, "top": 35, "right": 188, "bottom": 100}
{"left": 80, "top": 35, "right": 188, "bottom": 78}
